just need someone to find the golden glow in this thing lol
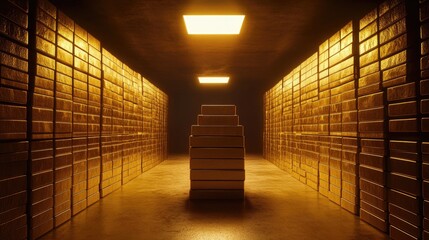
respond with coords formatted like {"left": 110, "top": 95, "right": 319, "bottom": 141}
{"left": 183, "top": 15, "right": 245, "bottom": 35}
{"left": 198, "top": 77, "right": 230, "bottom": 84}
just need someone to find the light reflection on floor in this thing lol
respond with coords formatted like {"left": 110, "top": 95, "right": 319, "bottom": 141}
{"left": 41, "top": 154, "right": 388, "bottom": 240}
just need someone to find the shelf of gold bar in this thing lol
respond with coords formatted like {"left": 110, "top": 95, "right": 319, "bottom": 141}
{"left": 262, "top": 92, "right": 267, "bottom": 159}
{"left": 334, "top": 22, "right": 359, "bottom": 213}
{"left": 300, "top": 53, "right": 319, "bottom": 191}
{"left": 54, "top": 59, "right": 72, "bottom": 138}
{"left": 121, "top": 66, "right": 132, "bottom": 184}
{"left": 422, "top": 1, "right": 429, "bottom": 238}
{"left": 189, "top": 105, "right": 245, "bottom": 200}
{"left": 0, "top": 141, "right": 28, "bottom": 240}
{"left": 358, "top": 6, "right": 388, "bottom": 233}
{"left": 30, "top": 139, "right": 54, "bottom": 240}
{"left": 268, "top": 87, "right": 276, "bottom": 166}
{"left": 42, "top": 1, "right": 74, "bottom": 232}
{"left": 143, "top": 79, "right": 160, "bottom": 171}
{"left": 53, "top": 138, "right": 72, "bottom": 228}
{"left": 268, "top": 80, "right": 282, "bottom": 167}
{"left": 30, "top": 1, "right": 57, "bottom": 239}
{"left": 381, "top": 1, "right": 422, "bottom": 239}
{"left": 341, "top": 137, "right": 359, "bottom": 214}
{"left": 265, "top": 89, "right": 272, "bottom": 162}
{"left": 328, "top": 22, "right": 356, "bottom": 209}
{"left": 151, "top": 85, "right": 161, "bottom": 169}
{"left": 281, "top": 72, "right": 293, "bottom": 173}
{"left": 161, "top": 92, "right": 168, "bottom": 160}
{"left": 0, "top": 1, "right": 29, "bottom": 238}
{"left": 155, "top": 90, "right": 165, "bottom": 164}
{"left": 142, "top": 78, "right": 153, "bottom": 171}
{"left": 264, "top": 90, "right": 270, "bottom": 160}
{"left": 141, "top": 78, "right": 151, "bottom": 172}
{"left": 269, "top": 88, "right": 274, "bottom": 163}
{"left": 107, "top": 51, "right": 124, "bottom": 195}
{"left": 317, "top": 41, "right": 331, "bottom": 198}
{"left": 132, "top": 71, "right": 144, "bottom": 180}
{"left": 275, "top": 80, "right": 282, "bottom": 156}
{"left": 122, "top": 65, "right": 140, "bottom": 184}
{"left": 86, "top": 33, "right": 101, "bottom": 206}
{"left": 387, "top": 80, "right": 421, "bottom": 240}
{"left": 100, "top": 49, "right": 116, "bottom": 197}
{"left": 135, "top": 74, "right": 144, "bottom": 170}
{"left": 291, "top": 66, "right": 303, "bottom": 181}
{"left": 318, "top": 136, "right": 330, "bottom": 197}
{"left": 71, "top": 23, "right": 89, "bottom": 217}
{"left": 0, "top": 4, "right": 29, "bottom": 141}
{"left": 300, "top": 53, "right": 318, "bottom": 136}
{"left": 317, "top": 40, "right": 330, "bottom": 136}
{"left": 54, "top": 9, "right": 73, "bottom": 225}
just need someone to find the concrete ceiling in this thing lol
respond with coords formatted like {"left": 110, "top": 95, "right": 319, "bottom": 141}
{"left": 51, "top": 0, "right": 380, "bottom": 94}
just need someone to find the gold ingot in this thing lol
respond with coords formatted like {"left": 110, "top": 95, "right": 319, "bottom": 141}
{"left": 37, "top": 8, "right": 56, "bottom": 30}
{"left": 58, "top": 11, "right": 74, "bottom": 31}
{"left": 359, "top": 21, "right": 377, "bottom": 42}
{"left": 36, "top": 22, "right": 55, "bottom": 43}
{"left": 380, "top": 34, "right": 407, "bottom": 59}
{"left": 360, "top": 8, "right": 378, "bottom": 30}
{"left": 56, "top": 62, "right": 72, "bottom": 76}
{"left": 360, "top": 62, "right": 379, "bottom": 77}
{"left": 382, "top": 64, "right": 407, "bottom": 87}
{"left": 56, "top": 73, "right": 72, "bottom": 91}
{"left": 389, "top": 118, "right": 418, "bottom": 132}
{"left": 379, "top": 3, "right": 405, "bottom": 30}
{"left": 341, "top": 33, "right": 353, "bottom": 49}
{"left": 359, "top": 107, "right": 384, "bottom": 122}
{"left": 0, "top": 17, "right": 29, "bottom": 45}
{"left": 387, "top": 82, "right": 416, "bottom": 102}
{"left": 74, "top": 46, "right": 88, "bottom": 61}
{"left": 74, "top": 24, "right": 88, "bottom": 41}
{"left": 34, "top": 76, "right": 54, "bottom": 92}
{"left": 55, "top": 98, "right": 72, "bottom": 111}
{"left": 57, "top": 48, "right": 73, "bottom": 66}
{"left": 1, "top": 65, "right": 29, "bottom": 88}
{"left": 342, "top": 111, "right": 357, "bottom": 122}
{"left": 1, "top": 52, "right": 28, "bottom": 72}
{"left": 0, "top": 37, "right": 28, "bottom": 59}
{"left": 74, "top": 35, "right": 88, "bottom": 52}
{"left": 55, "top": 110, "right": 72, "bottom": 122}
{"left": 359, "top": 35, "right": 378, "bottom": 55}
{"left": 0, "top": 104, "right": 26, "bottom": 120}
{"left": 359, "top": 71, "right": 380, "bottom": 88}
{"left": 388, "top": 101, "right": 417, "bottom": 117}
{"left": 360, "top": 48, "right": 378, "bottom": 67}
{"left": 329, "top": 41, "right": 340, "bottom": 58}
{"left": 379, "top": 18, "right": 406, "bottom": 44}
{"left": 358, "top": 92, "right": 384, "bottom": 109}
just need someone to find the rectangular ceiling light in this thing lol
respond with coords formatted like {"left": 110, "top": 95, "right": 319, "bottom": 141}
{"left": 198, "top": 77, "right": 230, "bottom": 84}
{"left": 184, "top": 15, "right": 245, "bottom": 35}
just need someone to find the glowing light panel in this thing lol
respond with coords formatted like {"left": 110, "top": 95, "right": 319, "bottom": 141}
{"left": 198, "top": 77, "right": 230, "bottom": 84}
{"left": 184, "top": 15, "right": 245, "bottom": 35}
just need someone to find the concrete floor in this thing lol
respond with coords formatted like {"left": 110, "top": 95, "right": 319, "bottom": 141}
{"left": 41, "top": 155, "right": 388, "bottom": 240}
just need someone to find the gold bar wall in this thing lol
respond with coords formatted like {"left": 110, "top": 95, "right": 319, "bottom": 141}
{"left": 0, "top": 0, "right": 168, "bottom": 239}
{"left": 264, "top": 0, "right": 428, "bottom": 239}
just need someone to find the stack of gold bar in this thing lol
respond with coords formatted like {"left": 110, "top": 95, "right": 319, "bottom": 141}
{"left": 189, "top": 105, "right": 245, "bottom": 200}
{"left": 0, "top": 0, "right": 29, "bottom": 239}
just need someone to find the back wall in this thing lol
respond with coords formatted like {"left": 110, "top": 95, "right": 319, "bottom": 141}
{"left": 168, "top": 80, "right": 263, "bottom": 154}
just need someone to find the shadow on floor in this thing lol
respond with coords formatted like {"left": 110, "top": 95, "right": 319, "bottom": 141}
{"left": 185, "top": 197, "right": 257, "bottom": 217}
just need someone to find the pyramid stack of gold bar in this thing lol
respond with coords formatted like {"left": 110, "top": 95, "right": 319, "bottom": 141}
{"left": 189, "top": 105, "right": 245, "bottom": 199}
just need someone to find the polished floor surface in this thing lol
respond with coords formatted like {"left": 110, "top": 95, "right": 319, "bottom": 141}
{"left": 41, "top": 155, "right": 388, "bottom": 240}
